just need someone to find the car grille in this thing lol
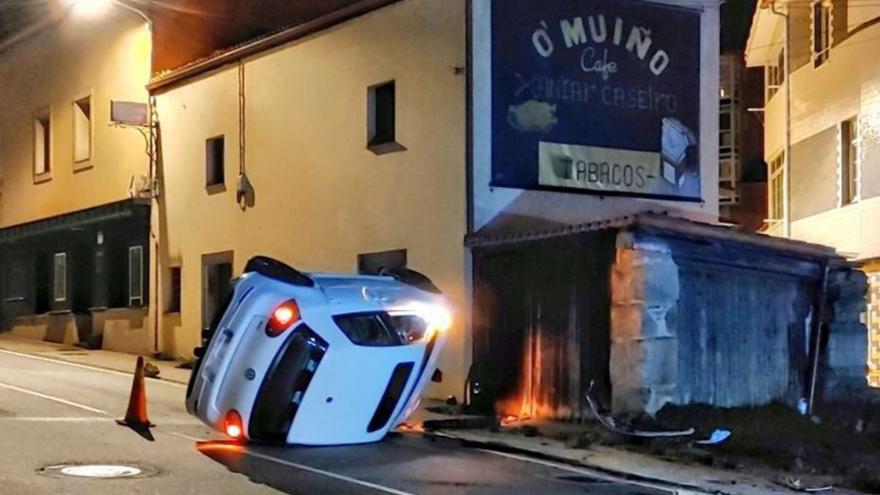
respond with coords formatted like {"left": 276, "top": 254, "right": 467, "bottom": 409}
{"left": 248, "top": 325, "right": 328, "bottom": 442}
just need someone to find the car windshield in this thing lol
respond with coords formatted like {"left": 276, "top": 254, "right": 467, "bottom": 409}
{"left": 334, "top": 312, "right": 429, "bottom": 346}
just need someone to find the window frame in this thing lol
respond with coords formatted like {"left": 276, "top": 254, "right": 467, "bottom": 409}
{"left": 205, "top": 134, "right": 226, "bottom": 192}
{"left": 367, "top": 80, "right": 405, "bottom": 155}
{"left": 2, "top": 261, "right": 26, "bottom": 302}
{"left": 33, "top": 108, "right": 53, "bottom": 183}
{"left": 767, "top": 152, "right": 785, "bottom": 224}
{"left": 72, "top": 93, "right": 93, "bottom": 169}
{"left": 840, "top": 117, "right": 860, "bottom": 206}
{"left": 766, "top": 50, "right": 784, "bottom": 101}
{"left": 167, "top": 265, "right": 182, "bottom": 314}
{"left": 129, "top": 245, "right": 144, "bottom": 307}
{"left": 53, "top": 252, "right": 67, "bottom": 303}
{"left": 812, "top": 1, "right": 832, "bottom": 68}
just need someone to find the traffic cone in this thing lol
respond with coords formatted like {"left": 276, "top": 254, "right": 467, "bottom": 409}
{"left": 116, "top": 356, "right": 155, "bottom": 429}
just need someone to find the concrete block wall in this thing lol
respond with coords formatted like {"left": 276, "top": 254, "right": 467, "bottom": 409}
{"left": 609, "top": 233, "right": 680, "bottom": 415}
{"left": 821, "top": 268, "right": 870, "bottom": 400}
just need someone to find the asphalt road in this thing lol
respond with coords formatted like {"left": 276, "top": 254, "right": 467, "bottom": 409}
{"left": 0, "top": 348, "right": 675, "bottom": 495}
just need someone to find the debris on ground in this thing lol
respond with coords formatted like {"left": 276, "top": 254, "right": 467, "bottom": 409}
{"left": 780, "top": 476, "right": 833, "bottom": 492}
{"left": 585, "top": 383, "right": 695, "bottom": 438}
{"left": 143, "top": 362, "right": 161, "bottom": 378}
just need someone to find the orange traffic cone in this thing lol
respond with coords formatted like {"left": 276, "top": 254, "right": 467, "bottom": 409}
{"left": 116, "top": 356, "right": 155, "bottom": 429}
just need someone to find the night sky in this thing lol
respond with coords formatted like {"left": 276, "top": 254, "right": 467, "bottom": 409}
{"left": 722, "top": 0, "right": 759, "bottom": 52}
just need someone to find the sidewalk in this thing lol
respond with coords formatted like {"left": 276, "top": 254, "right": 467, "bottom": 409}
{"left": 415, "top": 401, "right": 861, "bottom": 495}
{"left": 0, "top": 333, "right": 191, "bottom": 384}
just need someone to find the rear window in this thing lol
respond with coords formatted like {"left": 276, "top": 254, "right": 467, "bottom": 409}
{"left": 334, "top": 312, "right": 428, "bottom": 347}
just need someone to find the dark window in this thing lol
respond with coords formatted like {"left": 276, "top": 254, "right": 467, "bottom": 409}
{"left": 841, "top": 118, "right": 859, "bottom": 205}
{"left": 368, "top": 81, "right": 396, "bottom": 148}
{"left": 206, "top": 135, "right": 225, "bottom": 188}
{"left": 335, "top": 312, "right": 429, "bottom": 346}
{"left": 3, "top": 262, "right": 26, "bottom": 300}
{"left": 358, "top": 249, "right": 407, "bottom": 275}
{"left": 168, "top": 266, "right": 181, "bottom": 313}
{"left": 334, "top": 313, "right": 406, "bottom": 347}
{"left": 813, "top": 2, "right": 831, "bottom": 67}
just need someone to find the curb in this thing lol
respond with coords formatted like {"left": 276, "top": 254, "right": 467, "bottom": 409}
{"left": 421, "top": 429, "right": 725, "bottom": 495}
{"left": 0, "top": 344, "right": 189, "bottom": 385}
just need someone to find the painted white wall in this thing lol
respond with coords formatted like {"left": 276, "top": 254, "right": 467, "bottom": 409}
{"left": 755, "top": 15, "right": 880, "bottom": 260}
{"left": 471, "top": 0, "right": 721, "bottom": 233}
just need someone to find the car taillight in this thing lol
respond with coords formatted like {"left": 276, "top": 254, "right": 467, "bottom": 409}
{"left": 266, "top": 299, "right": 300, "bottom": 337}
{"left": 225, "top": 409, "right": 243, "bottom": 439}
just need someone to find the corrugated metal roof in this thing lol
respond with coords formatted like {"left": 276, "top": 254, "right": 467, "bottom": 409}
{"left": 0, "top": 199, "right": 149, "bottom": 244}
{"left": 467, "top": 213, "right": 842, "bottom": 262}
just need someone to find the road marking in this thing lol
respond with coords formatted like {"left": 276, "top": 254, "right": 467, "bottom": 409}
{"left": 0, "top": 417, "right": 114, "bottom": 422}
{"left": 476, "top": 449, "right": 680, "bottom": 494}
{"left": 0, "top": 348, "right": 186, "bottom": 388}
{"left": 198, "top": 443, "right": 415, "bottom": 495}
{"left": 0, "top": 382, "right": 108, "bottom": 415}
{"left": 166, "top": 431, "right": 207, "bottom": 442}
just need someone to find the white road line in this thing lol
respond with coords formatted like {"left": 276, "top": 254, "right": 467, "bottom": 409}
{"left": 0, "top": 417, "right": 115, "bottom": 422}
{"left": 166, "top": 431, "right": 207, "bottom": 442}
{"left": 476, "top": 449, "right": 681, "bottom": 494}
{"left": 0, "top": 382, "right": 108, "bottom": 415}
{"left": 198, "top": 444, "right": 415, "bottom": 495}
{"left": 0, "top": 348, "right": 186, "bottom": 388}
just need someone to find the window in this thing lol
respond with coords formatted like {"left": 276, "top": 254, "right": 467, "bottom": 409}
{"left": 841, "top": 117, "right": 859, "bottom": 205}
{"left": 206, "top": 135, "right": 225, "bottom": 188}
{"left": 53, "top": 252, "right": 67, "bottom": 302}
{"left": 812, "top": 1, "right": 831, "bottom": 68}
{"left": 34, "top": 112, "right": 51, "bottom": 177}
{"left": 766, "top": 50, "right": 785, "bottom": 101}
{"left": 129, "top": 245, "right": 144, "bottom": 307}
{"left": 167, "top": 266, "right": 181, "bottom": 313}
{"left": 73, "top": 96, "right": 91, "bottom": 163}
{"left": 2, "top": 262, "right": 25, "bottom": 301}
{"left": 358, "top": 249, "right": 407, "bottom": 275}
{"left": 368, "top": 81, "right": 403, "bottom": 154}
{"left": 768, "top": 153, "right": 785, "bottom": 222}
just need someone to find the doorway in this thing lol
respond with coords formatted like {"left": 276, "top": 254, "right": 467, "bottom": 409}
{"left": 202, "top": 252, "right": 234, "bottom": 333}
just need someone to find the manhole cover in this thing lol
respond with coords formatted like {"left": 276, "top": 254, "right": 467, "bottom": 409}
{"left": 39, "top": 463, "right": 158, "bottom": 479}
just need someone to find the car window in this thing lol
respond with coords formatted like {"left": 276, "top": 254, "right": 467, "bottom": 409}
{"left": 334, "top": 312, "right": 429, "bottom": 346}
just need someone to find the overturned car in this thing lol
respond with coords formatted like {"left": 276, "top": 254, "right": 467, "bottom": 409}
{"left": 185, "top": 256, "right": 451, "bottom": 445}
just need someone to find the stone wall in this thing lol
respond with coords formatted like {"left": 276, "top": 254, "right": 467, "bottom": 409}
{"left": 609, "top": 233, "right": 680, "bottom": 415}
{"left": 821, "top": 267, "right": 870, "bottom": 401}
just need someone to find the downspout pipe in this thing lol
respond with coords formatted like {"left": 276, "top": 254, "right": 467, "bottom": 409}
{"left": 768, "top": 0, "right": 791, "bottom": 238}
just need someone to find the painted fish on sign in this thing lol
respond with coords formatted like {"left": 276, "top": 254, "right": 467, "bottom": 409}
{"left": 491, "top": 0, "right": 702, "bottom": 201}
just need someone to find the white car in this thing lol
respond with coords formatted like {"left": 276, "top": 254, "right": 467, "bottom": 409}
{"left": 185, "top": 256, "right": 451, "bottom": 445}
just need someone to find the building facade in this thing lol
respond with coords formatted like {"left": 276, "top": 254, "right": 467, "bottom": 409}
{"left": 146, "top": 0, "right": 723, "bottom": 401}
{"left": 746, "top": 0, "right": 880, "bottom": 386}
{"left": 149, "top": 0, "right": 468, "bottom": 396}
{"left": 0, "top": 6, "right": 153, "bottom": 350}
{"left": 718, "top": 52, "right": 767, "bottom": 231}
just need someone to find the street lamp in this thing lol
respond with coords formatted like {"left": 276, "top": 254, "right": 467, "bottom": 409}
{"left": 65, "top": 0, "right": 151, "bottom": 29}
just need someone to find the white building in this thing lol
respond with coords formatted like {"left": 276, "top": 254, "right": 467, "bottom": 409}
{"left": 746, "top": 0, "right": 880, "bottom": 385}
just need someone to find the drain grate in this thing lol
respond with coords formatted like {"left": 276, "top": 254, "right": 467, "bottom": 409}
{"left": 39, "top": 463, "right": 158, "bottom": 479}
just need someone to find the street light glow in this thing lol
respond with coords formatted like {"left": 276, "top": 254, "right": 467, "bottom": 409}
{"left": 65, "top": 0, "right": 114, "bottom": 18}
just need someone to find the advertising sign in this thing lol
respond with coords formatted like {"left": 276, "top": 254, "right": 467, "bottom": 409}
{"left": 491, "top": 0, "right": 702, "bottom": 201}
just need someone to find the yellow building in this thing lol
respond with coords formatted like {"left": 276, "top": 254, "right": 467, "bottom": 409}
{"left": 746, "top": 0, "right": 880, "bottom": 385}
{"left": 0, "top": 5, "right": 154, "bottom": 351}
{"left": 150, "top": 0, "right": 468, "bottom": 396}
